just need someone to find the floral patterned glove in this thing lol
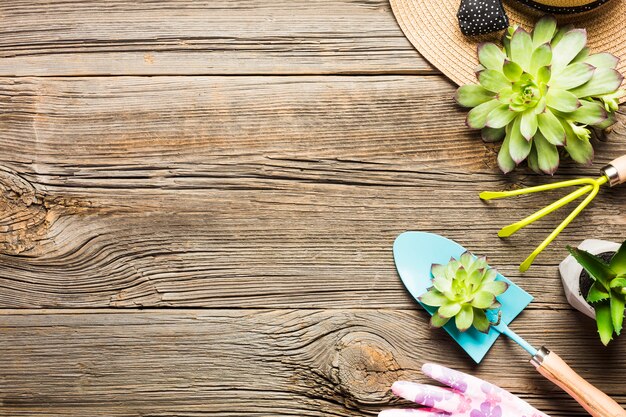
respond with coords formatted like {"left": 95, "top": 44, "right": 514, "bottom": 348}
{"left": 379, "top": 363, "right": 549, "bottom": 417}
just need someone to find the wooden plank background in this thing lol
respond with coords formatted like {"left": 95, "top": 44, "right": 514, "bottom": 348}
{"left": 0, "top": 1, "right": 625, "bottom": 416}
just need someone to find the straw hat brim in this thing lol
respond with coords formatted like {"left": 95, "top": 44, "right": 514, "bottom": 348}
{"left": 390, "top": 0, "right": 626, "bottom": 102}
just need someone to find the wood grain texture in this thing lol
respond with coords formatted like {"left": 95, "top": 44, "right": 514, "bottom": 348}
{"left": 1, "top": 76, "right": 625, "bottom": 308}
{"left": 1, "top": 309, "right": 625, "bottom": 417}
{"left": 0, "top": 0, "right": 430, "bottom": 76}
{"left": 2, "top": 2, "right": 626, "bottom": 413}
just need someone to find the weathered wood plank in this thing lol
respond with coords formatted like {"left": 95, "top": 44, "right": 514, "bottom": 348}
{"left": 0, "top": 0, "right": 430, "bottom": 76}
{"left": 0, "top": 309, "right": 624, "bottom": 416}
{"left": 1, "top": 76, "right": 625, "bottom": 308}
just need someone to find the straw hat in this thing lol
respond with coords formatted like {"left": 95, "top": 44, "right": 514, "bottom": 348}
{"left": 390, "top": 0, "right": 626, "bottom": 99}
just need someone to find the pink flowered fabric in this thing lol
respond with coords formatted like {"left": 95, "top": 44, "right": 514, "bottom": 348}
{"left": 379, "top": 363, "right": 550, "bottom": 417}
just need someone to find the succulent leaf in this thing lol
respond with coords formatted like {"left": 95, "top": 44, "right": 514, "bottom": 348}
{"left": 537, "top": 109, "right": 566, "bottom": 146}
{"left": 599, "top": 90, "right": 625, "bottom": 112}
{"left": 439, "top": 302, "right": 462, "bottom": 318}
{"left": 430, "top": 313, "right": 450, "bottom": 328}
{"left": 532, "top": 16, "right": 557, "bottom": 49}
{"left": 530, "top": 43, "right": 552, "bottom": 76}
{"left": 527, "top": 145, "right": 540, "bottom": 173}
{"left": 471, "top": 291, "right": 496, "bottom": 309}
{"left": 572, "top": 47, "right": 590, "bottom": 63}
{"left": 466, "top": 99, "right": 501, "bottom": 129}
{"left": 536, "top": 66, "right": 551, "bottom": 85}
{"left": 473, "top": 255, "right": 488, "bottom": 270}
{"left": 550, "top": 63, "right": 594, "bottom": 90}
{"left": 467, "top": 269, "right": 484, "bottom": 287}
{"left": 479, "top": 280, "right": 508, "bottom": 295}
{"left": 610, "top": 295, "right": 625, "bottom": 336}
{"left": 508, "top": 116, "right": 531, "bottom": 163}
{"left": 569, "top": 68, "right": 624, "bottom": 98}
{"left": 562, "top": 120, "right": 594, "bottom": 165}
{"left": 551, "top": 29, "right": 587, "bottom": 74}
{"left": 420, "top": 289, "right": 448, "bottom": 307}
{"left": 546, "top": 88, "right": 580, "bottom": 112}
{"left": 486, "top": 105, "right": 517, "bottom": 128}
{"left": 568, "top": 100, "right": 607, "bottom": 125}
{"left": 432, "top": 275, "right": 452, "bottom": 293}
{"left": 567, "top": 246, "right": 615, "bottom": 287}
{"left": 503, "top": 60, "right": 523, "bottom": 82}
{"left": 551, "top": 24, "right": 575, "bottom": 47}
{"left": 455, "top": 85, "right": 496, "bottom": 107}
{"left": 472, "top": 308, "right": 491, "bottom": 334}
{"left": 478, "top": 43, "right": 506, "bottom": 71}
{"left": 587, "top": 282, "right": 610, "bottom": 303}
{"left": 570, "top": 122, "right": 591, "bottom": 141}
{"left": 431, "top": 263, "right": 446, "bottom": 278}
{"left": 483, "top": 268, "right": 498, "bottom": 283}
{"left": 533, "top": 131, "right": 559, "bottom": 174}
{"left": 584, "top": 52, "right": 619, "bottom": 69}
{"left": 520, "top": 109, "right": 538, "bottom": 140}
{"left": 455, "top": 305, "right": 474, "bottom": 332}
{"left": 610, "top": 277, "right": 626, "bottom": 290}
{"left": 498, "top": 127, "right": 516, "bottom": 173}
{"left": 594, "top": 111, "right": 616, "bottom": 129}
{"left": 595, "top": 302, "right": 614, "bottom": 346}
{"left": 610, "top": 241, "right": 626, "bottom": 275}
{"left": 479, "top": 69, "right": 512, "bottom": 92}
{"left": 510, "top": 27, "right": 533, "bottom": 72}
{"left": 481, "top": 126, "right": 506, "bottom": 142}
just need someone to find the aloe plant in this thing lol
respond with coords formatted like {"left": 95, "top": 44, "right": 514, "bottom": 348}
{"left": 456, "top": 16, "right": 624, "bottom": 174}
{"left": 567, "top": 240, "right": 626, "bottom": 346}
{"left": 419, "top": 252, "right": 508, "bottom": 333}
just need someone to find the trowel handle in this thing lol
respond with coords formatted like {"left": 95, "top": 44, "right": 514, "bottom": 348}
{"left": 603, "top": 155, "right": 626, "bottom": 187}
{"left": 531, "top": 347, "right": 626, "bottom": 417}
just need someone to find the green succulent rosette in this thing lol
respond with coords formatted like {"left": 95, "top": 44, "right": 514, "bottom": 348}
{"left": 456, "top": 16, "right": 624, "bottom": 174}
{"left": 419, "top": 251, "right": 508, "bottom": 333}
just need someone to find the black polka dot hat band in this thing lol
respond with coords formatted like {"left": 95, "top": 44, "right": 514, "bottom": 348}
{"left": 388, "top": 0, "right": 626, "bottom": 102}
{"left": 459, "top": 0, "right": 610, "bottom": 35}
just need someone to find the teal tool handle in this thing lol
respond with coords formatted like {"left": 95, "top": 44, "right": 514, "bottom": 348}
{"left": 495, "top": 322, "right": 625, "bottom": 417}
{"left": 493, "top": 321, "right": 536, "bottom": 356}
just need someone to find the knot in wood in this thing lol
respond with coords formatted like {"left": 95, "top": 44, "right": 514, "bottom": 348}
{"left": 0, "top": 167, "right": 48, "bottom": 256}
{"left": 332, "top": 331, "right": 399, "bottom": 406}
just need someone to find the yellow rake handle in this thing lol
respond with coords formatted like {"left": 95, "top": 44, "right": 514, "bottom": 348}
{"left": 480, "top": 175, "right": 608, "bottom": 272}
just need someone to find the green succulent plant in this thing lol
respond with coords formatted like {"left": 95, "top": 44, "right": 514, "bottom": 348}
{"left": 419, "top": 251, "right": 509, "bottom": 333}
{"left": 456, "top": 16, "right": 624, "bottom": 174}
{"left": 567, "top": 240, "right": 626, "bottom": 346}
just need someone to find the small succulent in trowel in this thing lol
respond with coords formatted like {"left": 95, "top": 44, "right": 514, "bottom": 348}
{"left": 567, "top": 239, "right": 626, "bottom": 346}
{"left": 419, "top": 252, "right": 509, "bottom": 333}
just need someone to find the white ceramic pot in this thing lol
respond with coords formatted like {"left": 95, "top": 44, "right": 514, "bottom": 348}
{"left": 559, "top": 239, "right": 620, "bottom": 319}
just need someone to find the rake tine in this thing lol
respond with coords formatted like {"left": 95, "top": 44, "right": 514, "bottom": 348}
{"left": 519, "top": 180, "right": 604, "bottom": 272}
{"left": 479, "top": 177, "right": 596, "bottom": 200}
{"left": 498, "top": 185, "right": 593, "bottom": 237}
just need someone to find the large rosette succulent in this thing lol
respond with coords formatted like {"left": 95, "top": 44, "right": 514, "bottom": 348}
{"left": 456, "top": 16, "right": 624, "bottom": 174}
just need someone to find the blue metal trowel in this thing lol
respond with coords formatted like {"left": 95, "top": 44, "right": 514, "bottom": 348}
{"left": 393, "top": 231, "right": 533, "bottom": 363}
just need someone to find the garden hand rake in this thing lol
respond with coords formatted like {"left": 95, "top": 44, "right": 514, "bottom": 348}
{"left": 480, "top": 155, "right": 626, "bottom": 272}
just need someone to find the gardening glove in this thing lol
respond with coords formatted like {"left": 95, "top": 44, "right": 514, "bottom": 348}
{"left": 379, "top": 363, "right": 549, "bottom": 417}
